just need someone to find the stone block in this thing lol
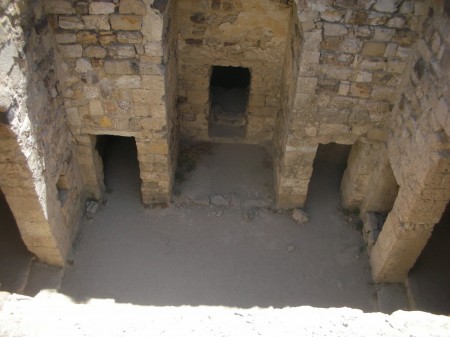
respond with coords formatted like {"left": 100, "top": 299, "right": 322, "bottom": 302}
{"left": 373, "top": 27, "right": 395, "bottom": 42}
{"left": 82, "top": 15, "right": 110, "bottom": 30}
{"left": 323, "top": 23, "right": 348, "bottom": 37}
{"left": 144, "top": 41, "right": 163, "bottom": 56}
{"left": 59, "top": 44, "right": 83, "bottom": 58}
{"left": 84, "top": 45, "right": 107, "bottom": 58}
{"left": 108, "top": 44, "right": 136, "bottom": 58}
{"left": 89, "top": 2, "right": 115, "bottom": 14}
{"left": 110, "top": 14, "right": 142, "bottom": 30}
{"left": 75, "top": 58, "right": 92, "bottom": 73}
{"left": 373, "top": 0, "right": 401, "bottom": 13}
{"left": 362, "top": 42, "right": 386, "bottom": 56}
{"left": 77, "top": 31, "right": 98, "bottom": 44}
{"left": 89, "top": 100, "right": 104, "bottom": 115}
{"left": 117, "top": 31, "right": 143, "bottom": 44}
{"left": 59, "top": 16, "right": 84, "bottom": 30}
{"left": 141, "top": 75, "right": 164, "bottom": 91}
{"left": 119, "top": 0, "right": 145, "bottom": 14}
{"left": 98, "top": 32, "right": 117, "bottom": 45}
{"left": 104, "top": 59, "right": 134, "bottom": 74}
{"left": 435, "top": 98, "right": 449, "bottom": 130}
{"left": 292, "top": 208, "right": 309, "bottom": 224}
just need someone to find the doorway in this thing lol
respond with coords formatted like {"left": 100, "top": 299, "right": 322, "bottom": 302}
{"left": 407, "top": 202, "right": 450, "bottom": 314}
{"left": 208, "top": 66, "right": 251, "bottom": 139}
{"left": 0, "top": 188, "right": 33, "bottom": 292}
{"left": 96, "top": 135, "right": 141, "bottom": 201}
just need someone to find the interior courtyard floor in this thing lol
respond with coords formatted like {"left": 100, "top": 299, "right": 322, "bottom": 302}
{"left": 1, "top": 139, "right": 450, "bottom": 336}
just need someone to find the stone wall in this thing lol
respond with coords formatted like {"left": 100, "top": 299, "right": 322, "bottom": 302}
{"left": 276, "top": 0, "right": 424, "bottom": 208}
{"left": 369, "top": 0, "right": 450, "bottom": 282}
{"left": 47, "top": 0, "right": 178, "bottom": 205}
{"left": 0, "top": 0, "right": 83, "bottom": 265}
{"left": 177, "top": 0, "right": 292, "bottom": 144}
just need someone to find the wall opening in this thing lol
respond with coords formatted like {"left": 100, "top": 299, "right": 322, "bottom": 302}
{"left": 0, "top": 188, "right": 33, "bottom": 292}
{"left": 96, "top": 135, "right": 141, "bottom": 200}
{"left": 305, "top": 143, "right": 352, "bottom": 210}
{"left": 407, "top": 201, "right": 450, "bottom": 314}
{"left": 208, "top": 66, "right": 250, "bottom": 139}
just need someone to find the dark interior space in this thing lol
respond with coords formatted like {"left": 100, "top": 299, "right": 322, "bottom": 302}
{"left": 96, "top": 135, "right": 141, "bottom": 201}
{"left": 305, "top": 143, "right": 352, "bottom": 212}
{"left": 408, "top": 202, "right": 450, "bottom": 315}
{"left": 0, "top": 189, "right": 32, "bottom": 293}
{"left": 209, "top": 66, "right": 251, "bottom": 139}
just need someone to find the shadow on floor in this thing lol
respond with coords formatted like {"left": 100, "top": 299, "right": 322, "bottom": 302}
{"left": 0, "top": 190, "right": 32, "bottom": 293}
{"left": 56, "top": 139, "right": 375, "bottom": 310}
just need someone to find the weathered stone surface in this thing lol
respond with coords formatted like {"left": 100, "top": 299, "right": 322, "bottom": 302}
{"left": 119, "top": 0, "right": 145, "bottom": 14}
{"left": 75, "top": 58, "right": 93, "bottom": 73}
{"left": 82, "top": 15, "right": 111, "bottom": 30}
{"left": 77, "top": 31, "right": 98, "bottom": 44}
{"left": 373, "top": 0, "right": 401, "bottom": 13}
{"left": 362, "top": 42, "right": 386, "bottom": 56}
{"left": 59, "top": 16, "right": 84, "bottom": 30}
{"left": 55, "top": 33, "right": 77, "bottom": 44}
{"left": 117, "top": 31, "right": 143, "bottom": 44}
{"left": 108, "top": 44, "right": 136, "bottom": 58}
{"left": 89, "top": 2, "right": 115, "bottom": 15}
{"left": 84, "top": 45, "right": 107, "bottom": 58}
{"left": 110, "top": 14, "right": 142, "bottom": 30}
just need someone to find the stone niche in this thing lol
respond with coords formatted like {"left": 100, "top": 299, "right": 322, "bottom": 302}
{"left": 177, "top": 0, "right": 292, "bottom": 144}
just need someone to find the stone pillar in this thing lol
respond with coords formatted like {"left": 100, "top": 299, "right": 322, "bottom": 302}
{"left": 360, "top": 145, "right": 399, "bottom": 215}
{"left": 371, "top": 154, "right": 450, "bottom": 282}
{"left": 136, "top": 139, "right": 171, "bottom": 205}
{"left": 340, "top": 139, "right": 381, "bottom": 210}
{"left": 74, "top": 135, "right": 104, "bottom": 200}
{"left": 0, "top": 127, "right": 65, "bottom": 266}
{"left": 275, "top": 143, "right": 317, "bottom": 209}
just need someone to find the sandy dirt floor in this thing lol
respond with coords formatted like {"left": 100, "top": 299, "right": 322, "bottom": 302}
{"left": 0, "top": 138, "right": 450, "bottom": 336}
{"left": 57, "top": 138, "right": 375, "bottom": 310}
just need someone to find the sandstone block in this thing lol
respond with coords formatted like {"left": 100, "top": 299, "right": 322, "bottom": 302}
{"left": 55, "top": 33, "right": 77, "bottom": 44}
{"left": 119, "top": 0, "right": 145, "bottom": 14}
{"left": 356, "top": 71, "right": 373, "bottom": 82}
{"left": 108, "top": 44, "right": 136, "bottom": 58}
{"left": 77, "top": 31, "right": 98, "bottom": 44}
{"left": 89, "top": 100, "right": 104, "bottom": 115}
{"left": 362, "top": 42, "right": 386, "bottom": 56}
{"left": 104, "top": 59, "right": 135, "bottom": 74}
{"left": 350, "top": 83, "right": 371, "bottom": 98}
{"left": 110, "top": 15, "right": 142, "bottom": 30}
{"left": 141, "top": 75, "right": 164, "bottom": 91}
{"left": 82, "top": 15, "right": 110, "bottom": 30}
{"left": 323, "top": 23, "right": 348, "bottom": 37}
{"left": 89, "top": 2, "right": 115, "bottom": 14}
{"left": 59, "top": 16, "right": 84, "bottom": 30}
{"left": 44, "top": 0, "right": 74, "bottom": 14}
{"left": 59, "top": 44, "right": 83, "bottom": 58}
{"left": 373, "top": 0, "right": 401, "bottom": 13}
{"left": 117, "top": 31, "right": 143, "bottom": 44}
{"left": 75, "top": 58, "right": 92, "bottom": 73}
{"left": 373, "top": 27, "right": 395, "bottom": 42}
{"left": 84, "top": 45, "right": 107, "bottom": 58}
{"left": 435, "top": 98, "right": 449, "bottom": 130}
{"left": 98, "top": 32, "right": 117, "bottom": 45}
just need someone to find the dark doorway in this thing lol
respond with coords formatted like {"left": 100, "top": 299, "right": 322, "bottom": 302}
{"left": 0, "top": 188, "right": 33, "bottom": 292}
{"left": 96, "top": 135, "right": 141, "bottom": 202}
{"left": 305, "top": 143, "right": 352, "bottom": 212}
{"left": 408, "top": 202, "right": 450, "bottom": 314}
{"left": 208, "top": 66, "right": 250, "bottom": 139}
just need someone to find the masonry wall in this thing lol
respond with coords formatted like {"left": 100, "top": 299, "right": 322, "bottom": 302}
{"left": 369, "top": 0, "right": 450, "bottom": 282}
{"left": 177, "top": 0, "right": 291, "bottom": 144}
{"left": 276, "top": 0, "right": 424, "bottom": 208}
{"left": 0, "top": 0, "right": 84, "bottom": 265}
{"left": 47, "top": 0, "right": 178, "bottom": 204}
